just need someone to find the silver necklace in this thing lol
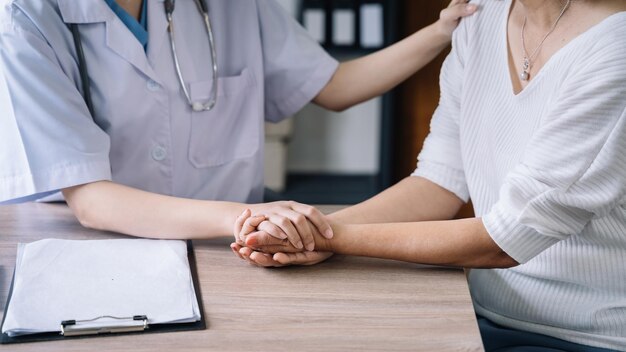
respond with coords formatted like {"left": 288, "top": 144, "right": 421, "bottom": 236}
{"left": 520, "top": 0, "right": 571, "bottom": 81}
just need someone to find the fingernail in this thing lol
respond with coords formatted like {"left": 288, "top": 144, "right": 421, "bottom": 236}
{"left": 324, "top": 229, "right": 334, "bottom": 239}
{"left": 296, "top": 241, "right": 303, "bottom": 249}
{"left": 466, "top": 4, "right": 476, "bottom": 12}
{"left": 305, "top": 242, "right": 314, "bottom": 251}
{"left": 278, "top": 233, "right": 288, "bottom": 240}
{"left": 273, "top": 254, "right": 285, "bottom": 265}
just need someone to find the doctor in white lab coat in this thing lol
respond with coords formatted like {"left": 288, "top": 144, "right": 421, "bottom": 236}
{"left": 0, "top": 0, "right": 476, "bottom": 263}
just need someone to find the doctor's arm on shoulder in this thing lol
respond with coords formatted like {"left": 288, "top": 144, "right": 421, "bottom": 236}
{"left": 63, "top": 0, "right": 475, "bottom": 245}
{"left": 312, "top": 0, "right": 477, "bottom": 112}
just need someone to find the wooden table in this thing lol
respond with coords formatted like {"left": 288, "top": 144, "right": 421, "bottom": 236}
{"left": 0, "top": 203, "right": 483, "bottom": 351}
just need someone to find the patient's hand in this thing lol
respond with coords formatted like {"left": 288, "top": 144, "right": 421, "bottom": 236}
{"left": 235, "top": 211, "right": 330, "bottom": 253}
{"left": 231, "top": 210, "right": 334, "bottom": 267}
{"left": 238, "top": 202, "right": 334, "bottom": 252}
{"left": 244, "top": 226, "right": 325, "bottom": 254}
{"left": 230, "top": 242, "right": 333, "bottom": 268}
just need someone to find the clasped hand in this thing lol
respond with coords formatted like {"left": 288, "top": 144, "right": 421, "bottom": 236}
{"left": 229, "top": 201, "right": 334, "bottom": 267}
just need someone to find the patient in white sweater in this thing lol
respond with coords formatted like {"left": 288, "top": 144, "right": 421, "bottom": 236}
{"left": 414, "top": 1, "right": 626, "bottom": 350}
{"left": 234, "top": 0, "right": 626, "bottom": 350}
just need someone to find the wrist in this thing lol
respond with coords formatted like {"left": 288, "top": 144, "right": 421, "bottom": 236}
{"left": 216, "top": 201, "right": 248, "bottom": 236}
{"left": 326, "top": 212, "right": 345, "bottom": 224}
{"left": 317, "top": 221, "right": 347, "bottom": 253}
{"left": 429, "top": 22, "right": 454, "bottom": 45}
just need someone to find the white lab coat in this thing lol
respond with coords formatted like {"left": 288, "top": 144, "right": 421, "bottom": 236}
{"left": 0, "top": 0, "right": 338, "bottom": 203}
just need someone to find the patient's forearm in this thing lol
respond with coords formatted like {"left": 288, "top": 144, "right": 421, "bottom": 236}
{"left": 248, "top": 217, "right": 517, "bottom": 268}
{"left": 63, "top": 181, "right": 244, "bottom": 239}
{"left": 324, "top": 219, "right": 516, "bottom": 268}
{"left": 329, "top": 177, "right": 464, "bottom": 224}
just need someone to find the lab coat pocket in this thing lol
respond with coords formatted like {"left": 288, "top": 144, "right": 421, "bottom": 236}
{"left": 188, "top": 68, "right": 260, "bottom": 168}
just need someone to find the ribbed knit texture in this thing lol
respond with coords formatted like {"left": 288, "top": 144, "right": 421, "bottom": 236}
{"left": 412, "top": 1, "right": 626, "bottom": 350}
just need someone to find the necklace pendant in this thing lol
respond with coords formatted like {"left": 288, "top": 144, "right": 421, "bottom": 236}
{"left": 519, "top": 56, "right": 530, "bottom": 81}
{"left": 520, "top": 57, "right": 530, "bottom": 81}
{"left": 520, "top": 70, "right": 530, "bottom": 81}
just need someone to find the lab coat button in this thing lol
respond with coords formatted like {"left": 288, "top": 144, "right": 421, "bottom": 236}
{"left": 151, "top": 146, "right": 167, "bottom": 161}
{"left": 147, "top": 80, "right": 160, "bottom": 91}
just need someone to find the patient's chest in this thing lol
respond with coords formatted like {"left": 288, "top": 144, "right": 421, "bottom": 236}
{"left": 456, "top": 48, "right": 562, "bottom": 215}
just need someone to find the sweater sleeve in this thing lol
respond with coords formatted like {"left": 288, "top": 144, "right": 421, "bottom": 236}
{"left": 483, "top": 44, "right": 626, "bottom": 264}
{"left": 411, "top": 22, "right": 470, "bottom": 202}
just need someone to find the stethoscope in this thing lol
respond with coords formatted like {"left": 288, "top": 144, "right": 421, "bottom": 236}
{"left": 71, "top": 0, "right": 218, "bottom": 118}
{"left": 165, "top": 0, "right": 218, "bottom": 112}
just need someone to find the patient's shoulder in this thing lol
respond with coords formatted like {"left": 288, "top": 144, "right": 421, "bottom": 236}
{"left": 453, "top": 0, "right": 509, "bottom": 49}
{"left": 460, "top": 1, "right": 508, "bottom": 31}
{"left": 570, "top": 11, "right": 626, "bottom": 72}
{"left": 451, "top": 0, "right": 509, "bottom": 60}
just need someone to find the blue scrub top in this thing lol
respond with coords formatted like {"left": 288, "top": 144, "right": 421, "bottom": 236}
{"left": 104, "top": 0, "right": 148, "bottom": 50}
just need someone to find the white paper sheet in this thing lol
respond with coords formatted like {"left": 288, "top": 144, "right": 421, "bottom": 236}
{"left": 1, "top": 239, "right": 200, "bottom": 336}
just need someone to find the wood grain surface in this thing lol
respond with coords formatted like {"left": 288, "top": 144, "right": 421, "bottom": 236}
{"left": 0, "top": 203, "right": 483, "bottom": 351}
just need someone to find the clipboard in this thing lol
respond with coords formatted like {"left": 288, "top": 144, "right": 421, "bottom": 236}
{"left": 0, "top": 240, "right": 206, "bottom": 344}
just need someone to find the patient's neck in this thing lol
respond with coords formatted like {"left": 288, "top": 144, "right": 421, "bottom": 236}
{"left": 516, "top": 0, "right": 574, "bottom": 30}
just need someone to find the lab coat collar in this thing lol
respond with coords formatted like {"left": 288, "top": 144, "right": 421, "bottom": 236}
{"left": 106, "top": 20, "right": 162, "bottom": 84}
{"left": 58, "top": 0, "right": 166, "bottom": 24}
{"left": 59, "top": 0, "right": 162, "bottom": 84}
{"left": 58, "top": 0, "right": 114, "bottom": 24}
{"left": 147, "top": 0, "right": 169, "bottom": 62}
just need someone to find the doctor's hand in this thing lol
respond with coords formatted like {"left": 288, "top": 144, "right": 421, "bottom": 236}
{"left": 238, "top": 202, "right": 334, "bottom": 252}
{"left": 235, "top": 210, "right": 335, "bottom": 254}
{"left": 435, "top": 0, "right": 478, "bottom": 38}
{"left": 231, "top": 209, "right": 333, "bottom": 267}
{"left": 230, "top": 242, "right": 333, "bottom": 268}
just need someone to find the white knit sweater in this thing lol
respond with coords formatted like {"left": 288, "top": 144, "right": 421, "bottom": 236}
{"left": 412, "top": 1, "right": 626, "bottom": 350}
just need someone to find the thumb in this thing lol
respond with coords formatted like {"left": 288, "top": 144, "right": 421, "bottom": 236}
{"left": 246, "top": 231, "right": 286, "bottom": 248}
{"left": 442, "top": 3, "right": 477, "bottom": 22}
{"left": 273, "top": 251, "right": 333, "bottom": 266}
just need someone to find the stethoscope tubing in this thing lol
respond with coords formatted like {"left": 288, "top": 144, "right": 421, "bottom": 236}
{"left": 71, "top": 0, "right": 218, "bottom": 119}
{"left": 71, "top": 24, "right": 95, "bottom": 117}
{"left": 165, "top": 0, "right": 218, "bottom": 112}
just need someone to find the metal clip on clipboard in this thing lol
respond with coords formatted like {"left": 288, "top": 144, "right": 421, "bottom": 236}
{"left": 60, "top": 315, "right": 148, "bottom": 336}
